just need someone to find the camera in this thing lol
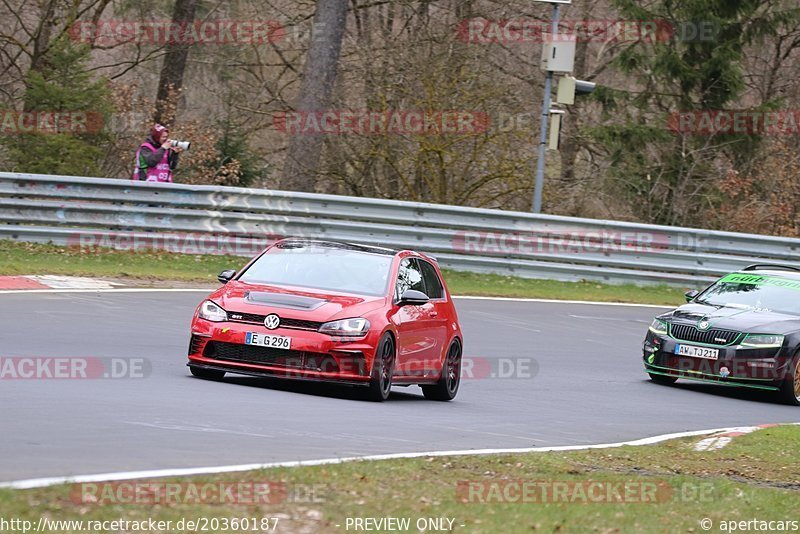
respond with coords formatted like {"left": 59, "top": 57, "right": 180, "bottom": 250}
{"left": 170, "top": 140, "right": 191, "bottom": 151}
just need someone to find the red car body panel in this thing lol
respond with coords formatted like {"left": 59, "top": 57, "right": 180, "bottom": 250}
{"left": 187, "top": 244, "right": 462, "bottom": 388}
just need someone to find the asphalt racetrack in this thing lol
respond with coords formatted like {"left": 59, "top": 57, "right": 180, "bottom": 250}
{"left": 1, "top": 291, "right": 798, "bottom": 483}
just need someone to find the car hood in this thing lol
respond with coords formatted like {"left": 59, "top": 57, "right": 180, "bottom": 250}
{"left": 663, "top": 303, "right": 800, "bottom": 334}
{"left": 209, "top": 281, "right": 387, "bottom": 321}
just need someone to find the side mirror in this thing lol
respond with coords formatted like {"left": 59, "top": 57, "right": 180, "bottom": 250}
{"left": 684, "top": 290, "right": 699, "bottom": 303}
{"left": 397, "top": 289, "right": 430, "bottom": 306}
{"left": 217, "top": 269, "right": 236, "bottom": 284}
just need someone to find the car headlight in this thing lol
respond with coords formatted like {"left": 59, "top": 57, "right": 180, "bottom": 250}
{"left": 198, "top": 300, "right": 228, "bottom": 322}
{"left": 648, "top": 318, "right": 668, "bottom": 335}
{"left": 740, "top": 334, "right": 784, "bottom": 348}
{"left": 319, "top": 318, "right": 370, "bottom": 337}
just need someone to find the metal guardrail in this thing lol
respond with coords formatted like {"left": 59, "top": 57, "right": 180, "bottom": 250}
{"left": 1, "top": 171, "right": 798, "bottom": 286}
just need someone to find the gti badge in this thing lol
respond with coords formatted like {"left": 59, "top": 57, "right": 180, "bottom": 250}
{"left": 264, "top": 314, "right": 281, "bottom": 330}
{"left": 698, "top": 320, "right": 710, "bottom": 331}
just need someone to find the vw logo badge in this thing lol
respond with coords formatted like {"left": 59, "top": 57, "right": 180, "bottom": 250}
{"left": 264, "top": 314, "right": 281, "bottom": 330}
{"left": 698, "top": 320, "right": 710, "bottom": 331}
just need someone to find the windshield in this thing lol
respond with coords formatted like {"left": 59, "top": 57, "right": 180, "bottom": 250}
{"left": 696, "top": 273, "right": 800, "bottom": 315}
{"left": 238, "top": 243, "right": 393, "bottom": 296}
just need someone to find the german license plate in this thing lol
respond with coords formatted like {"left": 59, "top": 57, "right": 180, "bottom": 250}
{"left": 245, "top": 332, "right": 291, "bottom": 350}
{"left": 675, "top": 344, "right": 718, "bottom": 360}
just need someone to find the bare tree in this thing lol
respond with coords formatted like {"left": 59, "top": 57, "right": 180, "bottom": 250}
{"left": 280, "top": 0, "right": 348, "bottom": 191}
{"left": 153, "top": 0, "right": 199, "bottom": 125}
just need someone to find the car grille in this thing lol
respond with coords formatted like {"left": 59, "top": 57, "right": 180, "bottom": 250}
{"left": 203, "top": 341, "right": 339, "bottom": 372}
{"left": 669, "top": 324, "right": 741, "bottom": 346}
{"left": 226, "top": 313, "right": 323, "bottom": 331}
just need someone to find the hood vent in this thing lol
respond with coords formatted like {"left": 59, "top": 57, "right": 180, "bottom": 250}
{"left": 672, "top": 310, "right": 705, "bottom": 321}
{"left": 244, "top": 291, "right": 327, "bottom": 310}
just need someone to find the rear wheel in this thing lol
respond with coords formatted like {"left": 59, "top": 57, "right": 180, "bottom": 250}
{"left": 648, "top": 372, "right": 677, "bottom": 385}
{"left": 365, "top": 334, "right": 395, "bottom": 402}
{"left": 422, "top": 340, "right": 462, "bottom": 401}
{"left": 189, "top": 365, "right": 225, "bottom": 380}
{"left": 778, "top": 354, "right": 800, "bottom": 406}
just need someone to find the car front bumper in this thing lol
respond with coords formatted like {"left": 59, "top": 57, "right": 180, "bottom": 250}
{"left": 642, "top": 331, "right": 791, "bottom": 391}
{"left": 187, "top": 318, "right": 378, "bottom": 384}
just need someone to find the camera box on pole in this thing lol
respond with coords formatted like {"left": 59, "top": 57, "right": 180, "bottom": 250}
{"left": 540, "top": 36, "right": 576, "bottom": 72}
{"left": 548, "top": 110, "right": 565, "bottom": 150}
{"left": 556, "top": 76, "right": 576, "bottom": 105}
{"left": 557, "top": 75, "right": 597, "bottom": 105}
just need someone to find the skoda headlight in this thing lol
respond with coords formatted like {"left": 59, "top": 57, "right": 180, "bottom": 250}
{"left": 740, "top": 334, "right": 784, "bottom": 348}
{"left": 319, "top": 318, "right": 370, "bottom": 337}
{"left": 199, "top": 300, "right": 228, "bottom": 322}
{"left": 648, "top": 318, "right": 668, "bottom": 336}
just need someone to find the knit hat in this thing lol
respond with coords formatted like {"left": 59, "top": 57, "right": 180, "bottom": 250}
{"left": 151, "top": 123, "right": 168, "bottom": 140}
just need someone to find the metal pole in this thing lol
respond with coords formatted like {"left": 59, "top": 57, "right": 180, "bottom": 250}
{"left": 532, "top": 3, "right": 560, "bottom": 213}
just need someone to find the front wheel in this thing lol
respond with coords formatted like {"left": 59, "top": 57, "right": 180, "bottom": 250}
{"left": 422, "top": 340, "right": 462, "bottom": 401}
{"left": 648, "top": 372, "right": 677, "bottom": 385}
{"left": 778, "top": 354, "right": 800, "bottom": 406}
{"left": 365, "top": 334, "right": 395, "bottom": 402}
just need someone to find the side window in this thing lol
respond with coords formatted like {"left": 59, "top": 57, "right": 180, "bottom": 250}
{"left": 418, "top": 260, "right": 444, "bottom": 299}
{"left": 396, "top": 259, "right": 425, "bottom": 299}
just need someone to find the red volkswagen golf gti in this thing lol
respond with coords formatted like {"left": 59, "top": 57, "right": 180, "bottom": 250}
{"left": 187, "top": 239, "right": 463, "bottom": 401}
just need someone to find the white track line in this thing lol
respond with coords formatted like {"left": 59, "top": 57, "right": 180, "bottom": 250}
{"left": 454, "top": 296, "right": 671, "bottom": 308}
{"left": 0, "top": 288, "right": 671, "bottom": 308}
{"left": 4, "top": 425, "right": 796, "bottom": 490}
{"left": 0, "top": 288, "right": 213, "bottom": 294}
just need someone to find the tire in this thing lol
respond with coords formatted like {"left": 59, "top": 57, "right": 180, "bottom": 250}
{"left": 648, "top": 372, "right": 677, "bottom": 385}
{"left": 422, "top": 340, "right": 462, "bottom": 401}
{"left": 778, "top": 353, "right": 800, "bottom": 406}
{"left": 189, "top": 365, "right": 226, "bottom": 380}
{"left": 365, "top": 334, "right": 395, "bottom": 402}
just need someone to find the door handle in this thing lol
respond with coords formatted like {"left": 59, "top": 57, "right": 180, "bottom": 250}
{"left": 429, "top": 311, "right": 438, "bottom": 317}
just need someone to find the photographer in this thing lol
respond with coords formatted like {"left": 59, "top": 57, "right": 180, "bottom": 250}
{"left": 132, "top": 123, "right": 184, "bottom": 182}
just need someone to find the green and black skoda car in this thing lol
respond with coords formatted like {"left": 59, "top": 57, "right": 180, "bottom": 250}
{"left": 643, "top": 265, "right": 800, "bottom": 405}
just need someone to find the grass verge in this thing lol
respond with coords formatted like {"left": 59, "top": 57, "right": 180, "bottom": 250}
{"left": 0, "top": 240, "right": 686, "bottom": 305}
{"left": 0, "top": 426, "right": 797, "bottom": 533}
